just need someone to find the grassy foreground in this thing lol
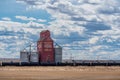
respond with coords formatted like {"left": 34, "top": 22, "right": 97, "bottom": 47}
{"left": 0, "top": 66, "right": 120, "bottom": 80}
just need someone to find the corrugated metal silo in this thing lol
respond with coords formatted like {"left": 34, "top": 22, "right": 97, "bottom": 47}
{"left": 30, "top": 52, "right": 39, "bottom": 63}
{"left": 20, "top": 50, "right": 29, "bottom": 62}
{"left": 55, "top": 46, "right": 62, "bottom": 63}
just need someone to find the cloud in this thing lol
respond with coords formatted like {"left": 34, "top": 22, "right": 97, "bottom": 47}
{"left": 0, "top": 0, "right": 120, "bottom": 59}
{"left": 84, "top": 22, "right": 111, "bottom": 32}
{"left": 37, "top": 19, "right": 47, "bottom": 22}
{"left": 0, "top": 19, "right": 47, "bottom": 58}
{"left": 15, "top": 0, "right": 120, "bottom": 60}
{"left": 15, "top": 16, "right": 47, "bottom": 23}
{"left": 89, "top": 36, "right": 99, "bottom": 44}
{"left": 47, "top": 19, "right": 86, "bottom": 37}
{"left": 15, "top": 16, "right": 36, "bottom": 21}
{"left": 1, "top": 17, "right": 11, "bottom": 21}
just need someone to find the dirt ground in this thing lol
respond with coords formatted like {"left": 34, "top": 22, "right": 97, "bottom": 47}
{"left": 0, "top": 66, "right": 120, "bottom": 80}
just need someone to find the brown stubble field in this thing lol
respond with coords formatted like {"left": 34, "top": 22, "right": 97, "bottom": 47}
{"left": 0, "top": 66, "right": 120, "bottom": 80}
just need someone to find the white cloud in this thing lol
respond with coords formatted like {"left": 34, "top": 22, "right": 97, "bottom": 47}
{"left": 47, "top": 19, "right": 86, "bottom": 36}
{"left": 15, "top": 16, "right": 47, "bottom": 23}
{"left": 0, "top": 0, "right": 120, "bottom": 59}
{"left": 15, "top": 16, "right": 36, "bottom": 21}
{"left": 0, "top": 19, "right": 48, "bottom": 58}
{"left": 89, "top": 45, "right": 101, "bottom": 52}
{"left": 19, "top": 0, "right": 120, "bottom": 34}
{"left": 15, "top": 0, "right": 120, "bottom": 60}
{"left": 37, "top": 19, "right": 47, "bottom": 22}
{"left": 89, "top": 36, "right": 99, "bottom": 44}
{"left": 2, "top": 17, "right": 11, "bottom": 21}
{"left": 0, "top": 20, "right": 45, "bottom": 33}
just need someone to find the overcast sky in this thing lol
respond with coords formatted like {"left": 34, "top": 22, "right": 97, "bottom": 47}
{"left": 0, "top": 0, "right": 120, "bottom": 60}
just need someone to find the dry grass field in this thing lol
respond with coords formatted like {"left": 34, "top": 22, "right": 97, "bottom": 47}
{"left": 0, "top": 66, "right": 120, "bottom": 80}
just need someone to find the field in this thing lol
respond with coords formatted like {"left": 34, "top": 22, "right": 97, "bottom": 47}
{"left": 0, "top": 66, "right": 120, "bottom": 80}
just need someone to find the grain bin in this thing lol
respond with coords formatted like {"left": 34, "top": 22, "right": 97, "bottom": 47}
{"left": 20, "top": 50, "right": 29, "bottom": 62}
{"left": 55, "top": 46, "right": 62, "bottom": 63}
{"left": 30, "top": 51, "right": 39, "bottom": 63}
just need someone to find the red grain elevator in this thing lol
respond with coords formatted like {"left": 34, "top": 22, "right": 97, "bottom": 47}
{"left": 37, "top": 30, "right": 55, "bottom": 63}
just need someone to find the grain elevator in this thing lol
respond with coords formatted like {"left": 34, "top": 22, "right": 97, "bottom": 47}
{"left": 20, "top": 30, "right": 62, "bottom": 64}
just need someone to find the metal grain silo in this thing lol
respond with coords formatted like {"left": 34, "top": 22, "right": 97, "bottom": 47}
{"left": 20, "top": 50, "right": 29, "bottom": 63}
{"left": 54, "top": 46, "right": 62, "bottom": 63}
{"left": 30, "top": 51, "right": 39, "bottom": 63}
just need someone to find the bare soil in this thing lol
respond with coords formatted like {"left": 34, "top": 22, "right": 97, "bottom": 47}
{"left": 0, "top": 66, "right": 120, "bottom": 80}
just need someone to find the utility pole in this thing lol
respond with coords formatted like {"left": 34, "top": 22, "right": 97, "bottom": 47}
{"left": 29, "top": 43, "right": 32, "bottom": 62}
{"left": 29, "top": 44, "right": 32, "bottom": 54}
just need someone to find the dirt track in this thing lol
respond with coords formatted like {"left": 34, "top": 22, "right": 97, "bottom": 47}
{"left": 0, "top": 66, "right": 120, "bottom": 80}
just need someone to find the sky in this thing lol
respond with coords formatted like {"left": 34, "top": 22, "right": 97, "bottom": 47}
{"left": 0, "top": 0, "right": 120, "bottom": 60}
